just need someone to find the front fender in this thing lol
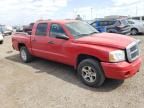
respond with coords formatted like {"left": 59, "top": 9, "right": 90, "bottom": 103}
{"left": 72, "top": 44, "right": 118, "bottom": 67}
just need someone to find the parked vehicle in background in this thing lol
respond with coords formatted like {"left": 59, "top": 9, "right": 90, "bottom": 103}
{"left": 130, "top": 16, "right": 144, "bottom": 22}
{"left": 12, "top": 20, "right": 141, "bottom": 87}
{"left": 75, "top": 15, "right": 83, "bottom": 20}
{"left": 90, "top": 18, "right": 130, "bottom": 35}
{"left": 1, "top": 25, "right": 13, "bottom": 36}
{"left": 0, "top": 32, "right": 4, "bottom": 44}
{"left": 23, "top": 23, "right": 34, "bottom": 35}
{"left": 128, "top": 19, "right": 144, "bottom": 35}
{"left": 13, "top": 26, "right": 23, "bottom": 32}
{"left": 0, "top": 25, "right": 4, "bottom": 34}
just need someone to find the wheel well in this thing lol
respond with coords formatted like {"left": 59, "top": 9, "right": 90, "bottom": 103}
{"left": 131, "top": 28, "right": 138, "bottom": 32}
{"left": 18, "top": 43, "right": 25, "bottom": 50}
{"left": 76, "top": 54, "right": 100, "bottom": 68}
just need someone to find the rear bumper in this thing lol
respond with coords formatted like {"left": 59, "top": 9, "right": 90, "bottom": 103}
{"left": 101, "top": 58, "right": 141, "bottom": 80}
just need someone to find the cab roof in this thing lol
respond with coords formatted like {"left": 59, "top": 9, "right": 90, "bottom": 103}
{"left": 36, "top": 19, "right": 78, "bottom": 24}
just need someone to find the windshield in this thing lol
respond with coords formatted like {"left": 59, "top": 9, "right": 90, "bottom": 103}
{"left": 66, "top": 21, "right": 99, "bottom": 39}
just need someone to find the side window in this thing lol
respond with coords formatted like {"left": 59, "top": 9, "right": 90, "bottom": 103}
{"left": 142, "top": 16, "right": 144, "bottom": 21}
{"left": 128, "top": 21, "right": 134, "bottom": 24}
{"left": 50, "top": 24, "right": 66, "bottom": 37}
{"left": 99, "top": 21, "right": 108, "bottom": 26}
{"left": 108, "top": 21, "right": 115, "bottom": 25}
{"left": 35, "top": 23, "right": 48, "bottom": 36}
{"left": 99, "top": 21, "right": 104, "bottom": 26}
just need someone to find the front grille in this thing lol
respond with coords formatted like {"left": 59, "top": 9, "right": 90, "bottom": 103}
{"left": 126, "top": 40, "right": 140, "bottom": 62}
{"left": 130, "top": 45, "right": 137, "bottom": 52}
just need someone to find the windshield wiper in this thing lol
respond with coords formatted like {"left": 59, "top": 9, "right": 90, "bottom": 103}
{"left": 76, "top": 32, "right": 98, "bottom": 37}
{"left": 77, "top": 34, "right": 89, "bottom": 36}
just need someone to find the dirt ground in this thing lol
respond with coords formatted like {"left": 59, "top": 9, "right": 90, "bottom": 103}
{"left": 0, "top": 35, "right": 144, "bottom": 108}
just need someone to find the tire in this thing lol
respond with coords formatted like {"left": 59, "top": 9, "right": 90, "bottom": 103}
{"left": 77, "top": 59, "right": 105, "bottom": 87}
{"left": 0, "top": 41, "right": 3, "bottom": 44}
{"left": 131, "top": 28, "right": 138, "bottom": 35}
{"left": 20, "top": 46, "right": 33, "bottom": 63}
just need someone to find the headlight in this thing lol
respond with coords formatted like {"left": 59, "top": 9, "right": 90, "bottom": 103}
{"left": 109, "top": 50, "right": 125, "bottom": 62}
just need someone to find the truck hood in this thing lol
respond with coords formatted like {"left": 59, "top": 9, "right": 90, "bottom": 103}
{"left": 73, "top": 33, "right": 136, "bottom": 49}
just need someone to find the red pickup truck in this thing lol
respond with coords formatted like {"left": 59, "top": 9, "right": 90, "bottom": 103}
{"left": 12, "top": 20, "right": 141, "bottom": 87}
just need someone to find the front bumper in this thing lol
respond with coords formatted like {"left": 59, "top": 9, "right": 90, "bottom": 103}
{"left": 101, "top": 57, "right": 141, "bottom": 79}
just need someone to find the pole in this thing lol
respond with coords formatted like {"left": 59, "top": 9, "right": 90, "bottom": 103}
{"left": 136, "top": 4, "right": 138, "bottom": 16}
{"left": 91, "top": 8, "right": 93, "bottom": 20}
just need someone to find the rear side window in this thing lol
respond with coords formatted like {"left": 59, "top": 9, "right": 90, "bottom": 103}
{"left": 35, "top": 23, "right": 48, "bottom": 36}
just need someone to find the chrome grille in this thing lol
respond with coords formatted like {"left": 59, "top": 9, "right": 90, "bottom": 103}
{"left": 126, "top": 40, "right": 140, "bottom": 62}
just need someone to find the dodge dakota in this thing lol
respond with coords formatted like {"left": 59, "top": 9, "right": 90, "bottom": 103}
{"left": 12, "top": 20, "right": 141, "bottom": 87}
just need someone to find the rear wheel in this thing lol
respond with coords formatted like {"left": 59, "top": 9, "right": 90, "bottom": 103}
{"left": 131, "top": 28, "right": 138, "bottom": 35}
{"left": 77, "top": 59, "right": 105, "bottom": 87}
{"left": 20, "top": 46, "right": 33, "bottom": 63}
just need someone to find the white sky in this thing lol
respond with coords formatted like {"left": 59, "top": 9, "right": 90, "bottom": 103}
{"left": 0, "top": 0, "right": 144, "bottom": 25}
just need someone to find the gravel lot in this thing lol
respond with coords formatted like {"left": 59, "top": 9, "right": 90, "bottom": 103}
{"left": 0, "top": 35, "right": 144, "bottom": 108}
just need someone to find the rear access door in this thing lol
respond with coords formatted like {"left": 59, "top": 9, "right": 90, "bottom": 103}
{"left": 31, "top": 23, "right": 52, "bottom": 59}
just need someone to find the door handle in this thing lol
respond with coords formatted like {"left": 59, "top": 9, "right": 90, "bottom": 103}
{"left": 48, "top": 41, "right": 54, "bottom": 44}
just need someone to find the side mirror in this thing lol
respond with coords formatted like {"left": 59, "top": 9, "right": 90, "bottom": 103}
{"left": 55, "top": 33, "right": 69, "bottom": 40}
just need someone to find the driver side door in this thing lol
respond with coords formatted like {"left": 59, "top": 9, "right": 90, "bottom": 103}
{"left": 47, "top": 23, "right": 70, "bottom": 64}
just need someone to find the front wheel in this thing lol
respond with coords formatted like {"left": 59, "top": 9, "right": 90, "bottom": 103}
{"left": 77, "top": 59, "right": 105, "bottom": 87}
{"left": 20, "top": 46, "right": 33, "bottom": 63}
